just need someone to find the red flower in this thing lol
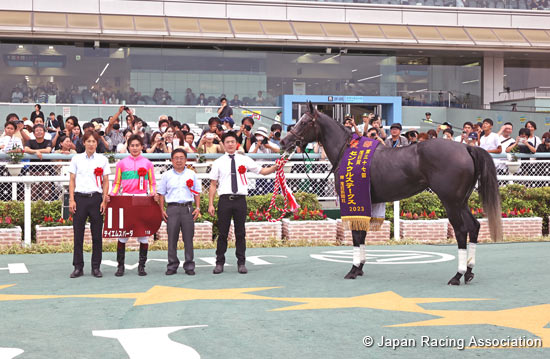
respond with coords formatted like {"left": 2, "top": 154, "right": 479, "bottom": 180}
{"left": 323, "top": 214, "right": 327, "bottom": 219}
{"left": 293, "top": 215, "right": 299, "bottom": 220}
{"left": 186, "top": 179, "right": 194, "bottom": 188}
{"left": 138, "top": 167, "right": 147, "bottom": 177}
{"left": 94, "top": 167, "right": 103, "bottom": 177}
{"left": 238, "top": 165, "right": 246, "bottom": 174}
{"left": 0, "top": 217, "right": 3, "bottom": 224}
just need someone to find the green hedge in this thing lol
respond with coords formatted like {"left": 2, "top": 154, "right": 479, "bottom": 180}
{"left": 385, "top": 185, "right": 550, "bottom": 235}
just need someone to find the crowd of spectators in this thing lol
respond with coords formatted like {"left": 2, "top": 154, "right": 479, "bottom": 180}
{"left": 339, "top": 111, "right": 550, "bottom": 156}
{"left": 346, "top": 0, "right": 549, "bottom": 10}
{"left": 9, "top": 80, "right": 275, "bottom": 107}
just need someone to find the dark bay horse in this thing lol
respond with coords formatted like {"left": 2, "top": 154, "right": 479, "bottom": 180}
{"left": 280, "top": 102, "right": 502, "bottom": 285}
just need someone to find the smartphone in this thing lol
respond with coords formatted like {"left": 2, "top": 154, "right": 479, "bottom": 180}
{"left": 440, "top": 125, "right": 447, "bottom": 130}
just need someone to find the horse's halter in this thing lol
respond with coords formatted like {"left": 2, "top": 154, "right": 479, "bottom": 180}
{"left": 288, "top": 111, "right": 320, "bottom": 147}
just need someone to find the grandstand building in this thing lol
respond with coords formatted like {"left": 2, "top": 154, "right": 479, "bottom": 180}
{"left": 0, "top": 0, "right": 549, "bottom": 130}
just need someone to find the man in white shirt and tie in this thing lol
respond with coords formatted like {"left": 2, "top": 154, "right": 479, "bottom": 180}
{"left": 158, "top": 148, "right": 202, "bottom": 276}
{"left": 208, "top": 131, "right": 278, "bottom": 274}
{"left": 68, "top": 131, "right": 111, "bottom": 278}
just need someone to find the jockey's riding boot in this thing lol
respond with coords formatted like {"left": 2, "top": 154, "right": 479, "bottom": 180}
{"left": 138, "top": 243, "right": 148, "bottom": 276}
{"left": 115, "top": 242, "right": 125, "bottom": 277}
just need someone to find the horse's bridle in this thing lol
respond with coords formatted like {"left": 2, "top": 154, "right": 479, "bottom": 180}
{"left": 288, "top": 111, "right": 319, "bottom": 147}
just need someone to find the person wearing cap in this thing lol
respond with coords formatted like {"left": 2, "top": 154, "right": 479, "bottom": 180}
{"left": 221, "top": 117, "right": 235, "bottom": 131}
{"left": 425, "top": 112, "right": 433, "bottom": 123}
{"left": 384, "top": 123, "right": 409, "bottom": 148}
{"left": 249, "top": 126, "right": 280, "bottom": 154}
{"left": 207, "top": 132, "right": 279, "bottom": 275}
{"left": 274, "top": 110, "right": 282, "bottom": 123}
{"left": 466, "top": 132, "right": 479, "bottom": 146}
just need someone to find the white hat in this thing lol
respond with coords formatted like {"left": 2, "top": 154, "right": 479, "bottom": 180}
{"left": 255, "top": 126, "right": 269, "bottom": 138}
{"left": 205, "top": 133, "right": 215, "bottom": 139}
{"left": 23, "top": 120, "right": 33, "bottom": 127}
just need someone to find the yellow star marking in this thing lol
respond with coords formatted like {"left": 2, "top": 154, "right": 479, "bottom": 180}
{"left": 389, "top": 304, "right": 550, "bottom": 348}
{"left": 0, "top": 284, "right": 281, "bottom": 307}
{"left": 128, "top": 285, "right": 281, "bottom": 306}
{"left": 270, "top": 291, "right": 490, "bottom": 312}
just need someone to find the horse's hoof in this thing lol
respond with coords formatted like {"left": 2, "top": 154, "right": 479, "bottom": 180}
{"left": 356, "top": 263, "right": 365, "bottom": 276}
{"left": 344, "top": 266, "right": 358, "bottom": 279}
{"left": 464, "top": 268, "right": 474, "bottom": 284}
{"left": 447, "top": 273, "right": 462, "bottom": 286}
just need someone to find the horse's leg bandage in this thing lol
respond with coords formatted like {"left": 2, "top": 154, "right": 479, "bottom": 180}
{"left": 458, "top": 249, "right": 467, "bottom": 274}
{"left": 359, "top": 244, "right": 366, "bottom": 264}
{"left": 353, "top": 247, "right": 361, "bottom": 267}
{"left": 467, "top": 243, "right": 476, "bottom": 268}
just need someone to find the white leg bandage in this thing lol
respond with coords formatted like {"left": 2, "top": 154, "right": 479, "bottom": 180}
{"left": 353, "top": 247, "right": 360, "bottom": 267}
{"left": 359, "top": 244, "right": 366, "bottom": 264}
{"left": 458, "top": 249, "right": 467, "bottom": 274}
{"left": 467, "top": 243, "right": 476, "bottom": 268}
{"left": 118, "top": 237, "right": 128, "bottom": 244}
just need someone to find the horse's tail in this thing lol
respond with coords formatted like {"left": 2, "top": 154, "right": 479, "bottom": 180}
{"left": 467, "top": 146, "right": 502, "bottom": 242}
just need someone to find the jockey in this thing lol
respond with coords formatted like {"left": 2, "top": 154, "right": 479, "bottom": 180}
{"left": 109, "top": 134, "right": 156, "bottom": 277}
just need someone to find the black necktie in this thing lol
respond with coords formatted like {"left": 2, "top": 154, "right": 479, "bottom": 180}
{"left": 229, "top": 154, "right": 238, "bottom": 194}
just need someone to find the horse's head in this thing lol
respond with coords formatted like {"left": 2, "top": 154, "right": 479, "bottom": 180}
{"left": 280, "top": 101, "right": 320, "bottom": 152}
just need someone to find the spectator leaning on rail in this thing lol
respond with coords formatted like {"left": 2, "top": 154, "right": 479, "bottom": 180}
{"left": 478, "top": 118, "right": 502, "bottom": 154}
{"left": 24, "top": 124, "right": 52, "bottom": 161}
{"left": 0, "top": 121, "right": 23, "bottom": 153}
{"left": 525, "top": 121, "right": 542, "bottom": 150}
{"left": 498, "top": 122, "right": 515, "bottom": 151}
{"left": 385, "top": 123, "right": 409, "bottom": 148}
{"left": 536, "top": 132, "right": 550, "bottom": 153}
{"left": 506, "top": 128, "right": 537, "bottom": 154}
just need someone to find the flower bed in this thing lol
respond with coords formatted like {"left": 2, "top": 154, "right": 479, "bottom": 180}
{"left": 448, "top": 217, "right": 543, "bottom": 241}
{"left": 282, "top": 218, "right": 337, "bottom": 243}
{"left": 0, "top": 226, "right": 22, "bottom": 247}
{"left": 336, "top": 219, "right": 391, "bottom": 245}
{"left": 399, "top": 219, "right": 449, "bottom": 241}
{"left": 156, "top": 221, "right": 213, "bottom": 243}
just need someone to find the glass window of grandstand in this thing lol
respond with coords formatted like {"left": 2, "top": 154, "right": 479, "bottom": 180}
{"left": 1, "top": 42, "right": 480, "bottom": 110}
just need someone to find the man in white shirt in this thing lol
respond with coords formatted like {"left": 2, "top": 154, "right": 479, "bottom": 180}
{"left": 479, "top": 118, "right": 502, "bottom": 154}
{"left": 68, "top": 131, "right": 111, "bottom": 278}
{"left": 158, "top": 148, "right": 201, "bottom": 276}
{"left": 454, "top": 121, "right": 473, "bottom": 143}
{"left": 208, "top": 132, "right": 278, "bottom": 274}
{"left": 498, "top": 122, "right": 515, "bottom": 151}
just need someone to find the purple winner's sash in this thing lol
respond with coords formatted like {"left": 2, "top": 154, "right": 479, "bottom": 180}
{"left": 338, "top": 134, "right": 380, "bottom": 231}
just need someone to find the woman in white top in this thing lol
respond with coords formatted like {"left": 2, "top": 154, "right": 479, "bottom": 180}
{"left": 525, "top": 121, "right": 541, "bottom": 153}
{"left": 0, "top": 121, "right": 23, "bottom": 153}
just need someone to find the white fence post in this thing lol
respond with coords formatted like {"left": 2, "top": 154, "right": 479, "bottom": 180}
{"left": 24, "top": 183, "right": 31, "bottom": 247}
{"left": 11, "top": 182, "right": 17, "bottom": 201}
{"left": 393, "top": 200, "right": 400, "bottom": 241}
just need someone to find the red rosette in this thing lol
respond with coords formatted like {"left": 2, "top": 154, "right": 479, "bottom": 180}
{"left": 94, "top": 167, "right": 103, "bottom": 187}
{"left": 238, "top": 165, "right": 247, "bottom": 185}
{"left": 186, "top": 179, "right": 199, "bottom": 195}
{"left": 137, "top": 167, "right": 147, "bottom": 177}
{"left": 137, "top": 167, "right": 147, "bottom": 191}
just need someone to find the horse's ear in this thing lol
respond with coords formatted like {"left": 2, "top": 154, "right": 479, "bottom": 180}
{"left": 308, "top": 100, "right": 314, "bottom": 114}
